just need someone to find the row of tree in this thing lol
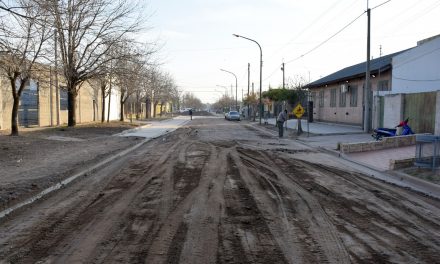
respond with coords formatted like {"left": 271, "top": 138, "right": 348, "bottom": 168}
{"left": 0, "top": 0, "right": 179, "bottom": 135}
{"left": 212, "top": 76, "right": 308, "bottom": 117}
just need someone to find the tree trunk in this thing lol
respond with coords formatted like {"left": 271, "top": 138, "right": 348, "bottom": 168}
{"left": 107, "top": 86, "right": 111, "bottom": 123}
{"left": 120, "top": 99, "right": 124, "bottom": 121}
{"left": 153, "top": 102, "right": 158, "bottom": 118}
{"left": 101, "top": 85, "right": 106, "bottom": 123}
{"left": 10, "top": 95, "right": 20, "bottom": 136}
{"left": 67, "top": 88, "right": 77, "bottom": 127}
{"left": 9, "top": 76, "right": 27, "bottom": 136}
{"left": 146, "top": 97, "right": 151, "bottom": 119}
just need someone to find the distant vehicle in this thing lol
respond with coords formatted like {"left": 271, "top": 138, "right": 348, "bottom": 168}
{"left": 179, "top": 108, "right": 192, "bottom": 113}
{"left": 225, "top": 111, "right": 240, "bottom": 121}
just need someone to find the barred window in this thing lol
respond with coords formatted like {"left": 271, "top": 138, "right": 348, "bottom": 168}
{"left": 339, "top": 89, "right": 346, "bottom": 107}
{"left": 319, "top": 90, "right": 324, "bottom": 107}
{"left": 59, "top": 86, "right": 68, "bottom": 110}
{"left": 330, "top": 88, "right": 336, "bottom": 107}
{"left": 378, "top": 80, "right": 389, "bottom": 91}
{"left": 350, "top": 86, "right": 358, "bottom": 107}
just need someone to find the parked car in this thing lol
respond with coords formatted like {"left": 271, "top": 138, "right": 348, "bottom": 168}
{"left": 225, "top": 111, "right": 240, "bottom": 121}
{"left": 179, "top": 108, "right": 192, "bottom": 113}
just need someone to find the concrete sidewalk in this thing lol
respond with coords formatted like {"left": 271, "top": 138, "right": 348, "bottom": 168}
{"left": 266, "top": 117, "right": 363, "bottom": 135}
{"left": 117, "top": 116, "right": 191, "bottom": 138}
{"left": 263, "top": 118, "right": 417, "bottom": 171}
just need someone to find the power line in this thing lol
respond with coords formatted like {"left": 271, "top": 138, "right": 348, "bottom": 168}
{"left": 393, "top": 46, "right": 440, "bottom": 69}
{"left": 266, "top": 0, "right": 353, "bottom": 60}
{"left": 371, "top": 0, "right": 391, "bottom": 10}
{"left": 392, "top": 75, "right": 440, "bottom": 82}
{"left": 284, "top": 10, "right": 366, "bottom": 65}
{"left": 263, "top": 10, "right": 366, "bottom": 82}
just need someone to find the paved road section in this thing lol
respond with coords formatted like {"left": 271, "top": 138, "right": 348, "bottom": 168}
{"left": 117, "top": 116, "right": 191, "bottom": 138}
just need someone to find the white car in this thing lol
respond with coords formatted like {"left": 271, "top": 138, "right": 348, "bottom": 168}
{"left": 225, "top": 111, "right": 240, "bottom": 121}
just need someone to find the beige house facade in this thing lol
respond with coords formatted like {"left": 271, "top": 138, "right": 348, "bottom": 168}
{"left": 0, "top": 70, "right": 120, "bottom": 131}
{"left": 307, "top": 34, "right": 440, "bottom": 131}
{"left": 307, "top": 52, "right": 397, "bottom": 126}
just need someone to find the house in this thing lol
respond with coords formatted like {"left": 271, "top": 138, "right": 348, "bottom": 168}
{"left": 306, "top": 34, "right": 440, "bottom": 133}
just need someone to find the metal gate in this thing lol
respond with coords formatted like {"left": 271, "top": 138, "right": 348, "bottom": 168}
{"left": 19, "top": 82, "right": 39, "bottom": 127}
{"left": 403, "top": 92, "right": 436, "bottom": 134}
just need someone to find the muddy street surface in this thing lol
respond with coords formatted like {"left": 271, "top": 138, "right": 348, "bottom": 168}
{"left": 1, "top": 117, "right": 440, "bottom": 263}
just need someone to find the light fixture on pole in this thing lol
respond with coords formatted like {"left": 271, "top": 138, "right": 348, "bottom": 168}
{"left": 233, "top": 34, "right": 263, "bottom": 125}
{"left": 220, "top": 69, "right": 238, "bottom": 111}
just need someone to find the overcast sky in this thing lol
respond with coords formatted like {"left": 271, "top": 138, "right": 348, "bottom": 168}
{"left": 144, "top": 0, "right": 440, "bottom": 104}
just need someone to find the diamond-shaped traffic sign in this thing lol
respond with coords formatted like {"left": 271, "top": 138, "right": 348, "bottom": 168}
{"left": 292, "top": 103, "right": 305, "bottom": 118}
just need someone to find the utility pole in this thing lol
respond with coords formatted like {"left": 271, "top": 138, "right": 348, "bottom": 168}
{"left": 247, "top": 63, "right": 250, "bottom": 119}
{"left": 252, "top": 82, "right": 255, "bottom": 121}
{"left": 54, "top": 29, "right": 60, "bottom": 126}
{"left": 107, "top": 61, "right": 112, "bottom": 123}
{"left": 281, "top": 62, "right": 285, "bottom": 89}
{"left": 49, "top": 66, "right": 53, "bottom": 126}
{"left": 363, "top": 4, "right": 371, "bottom": 133}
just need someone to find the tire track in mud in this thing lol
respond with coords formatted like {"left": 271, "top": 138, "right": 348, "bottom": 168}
{"left": 2, "top": 119, "right": 439, "bottom": 263}
{"left": 0, "top": 131, "right": 191, "bottom": 262}
{"left": 218, "top": 153, "right": 288, "bottom": 264}
{"left": 270, "top": 152, "right": 440, "bottom": 263}
{"left": 234, "top": 147, "right": 351, "bottom": 264}
{"left": 143, "top": 140, "right": 223, "bottom": 263}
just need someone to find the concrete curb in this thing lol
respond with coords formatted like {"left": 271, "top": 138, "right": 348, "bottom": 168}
{"left": 253, "top": 122, "right": 440, "bottom": 199}
{"left": 0, "top": 118, "right": 190, "bottom": 220}
{"left": 0, "top": 138, "right": 150, "bottom": 220}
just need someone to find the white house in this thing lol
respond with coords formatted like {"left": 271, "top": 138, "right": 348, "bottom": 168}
{"left": 392, "top": 35, "right": 440, "bottom": 94}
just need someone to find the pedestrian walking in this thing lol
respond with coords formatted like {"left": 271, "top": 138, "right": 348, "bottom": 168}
{"left": 189, "top": 109, "right": 193, "bottom": 120}
{"left": 277, "top": 110, "right": 287, "bottom": 137}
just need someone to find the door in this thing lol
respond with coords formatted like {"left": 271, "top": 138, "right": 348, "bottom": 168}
{"left": 19, "top": 82, "right": 39, "bottom": 127}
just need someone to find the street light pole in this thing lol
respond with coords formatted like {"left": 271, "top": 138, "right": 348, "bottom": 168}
{"left": 220, "top": 69, "right": 238, "bottom": 111}
{"left": 216, "top": 85, "right": 228, "bottom": 97}
{"left": 233, "top": 34, "right": 263, "bottom": 125}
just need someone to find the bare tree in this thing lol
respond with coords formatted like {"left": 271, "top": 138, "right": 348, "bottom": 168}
{"left": 87, "top": 76, "right": 109, "bottom": 122}
{"left": 40, "top": 0, "right": 146, "bottom": 126}
{"left": 0, "top": 0, "right": 51, "bottom": 135}
{"left": 0, "top": 0, "right": 33, "bottom": 19}
{"left": 182, "top": 92, "right": 203, "bottom": 111}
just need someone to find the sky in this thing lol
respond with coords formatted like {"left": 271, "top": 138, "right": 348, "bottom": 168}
{"left": 142, "top": 0, "right": 440, "bottom": 104}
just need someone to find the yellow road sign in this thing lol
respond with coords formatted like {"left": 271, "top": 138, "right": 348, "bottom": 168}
{"left": 292, "top": 103, "right": 305, "bottom": 118}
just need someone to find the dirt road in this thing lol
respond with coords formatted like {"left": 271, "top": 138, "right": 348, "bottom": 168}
{"left": 1, "top": 117, "right": 439, "bottom": 263}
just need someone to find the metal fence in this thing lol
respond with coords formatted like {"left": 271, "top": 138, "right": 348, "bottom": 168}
{"left": 415, "top": 135, "right": 440, "bottom": 170}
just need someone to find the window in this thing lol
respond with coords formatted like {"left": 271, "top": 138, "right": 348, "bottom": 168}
{"left": 319, "top": 90, "right": 324, "bottom": 107}
{"left": 339, "top": 89, "right": 346, "bottom": 107}
{"left": 60, "top": 86, "right": 68, "bottom": 110}
{"left": 350, "top": 86, "right": 358, "bottom": 107}
{"left": 378, "top": 80, "right": 389, "bottom": 91}
{"left": 311, "top": 92, "right": 316, "bottom": 108}
{"left": 330, "top": 89, "right": 336, "bottom": 107}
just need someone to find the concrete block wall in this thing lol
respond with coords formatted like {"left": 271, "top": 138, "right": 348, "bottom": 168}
{"left": 340, "top": 134, "right": 416, "bottom": 153}
{"left": 77, "top": 82, "right": 98, "bottom": 123}
{"left": 0, "top": 79, "right": 13, "bottom": 130}
{"left": 0, "top": 79, "right": 3, "bottom": 130}
{"left": 383, "top": 94, "right": 403, "bottom": 128}
{"left": 0, "top": 75, "right": 106, "bottom": 131}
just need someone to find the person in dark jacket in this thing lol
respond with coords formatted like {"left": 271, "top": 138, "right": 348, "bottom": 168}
{"left": 189, "top": 109, "right": 193, "bottom": 120}
{"left": 277, "top": 110, "right": 287, "bottom": 137}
